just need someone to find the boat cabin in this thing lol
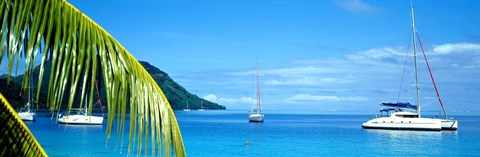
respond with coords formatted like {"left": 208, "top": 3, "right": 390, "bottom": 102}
{"left": 391, "top": 112, "right": 419, "bottom": 118}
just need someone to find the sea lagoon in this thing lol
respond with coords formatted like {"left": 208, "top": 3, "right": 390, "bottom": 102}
{"left": 27, "top": 111, "right": 480, "bottom": 156}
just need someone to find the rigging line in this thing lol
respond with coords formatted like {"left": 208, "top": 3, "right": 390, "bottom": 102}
{"left": 95, "top": 80, "right": 104, "bottom": 116}
{"left": 415, "top": 31, "right": 448, "bottom": 119}
{"left": 397, "top": 32, "right": 413, "bottom": 103}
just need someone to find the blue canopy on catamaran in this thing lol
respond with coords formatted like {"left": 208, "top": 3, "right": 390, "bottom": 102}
{"left": 380, "top": 102, "right": 417, "bottom": 110}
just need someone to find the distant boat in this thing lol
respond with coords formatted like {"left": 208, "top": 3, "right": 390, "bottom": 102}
{"left": 18, "top": 72, "right": 35, "bottom": 121}
{"left": 198, "top": 101, "right": 205, "bottom": 111}
{"left": 362, "top": 3, "right": 457, "bottom": 131}
{"left": 58, "top": 82, "right": 104, "bottom": 125}
{"left": 249, "top": 59, "right": 264, "bottom": 122}
{"left": 183, "top": 101, "right": 191, "bottom": 111}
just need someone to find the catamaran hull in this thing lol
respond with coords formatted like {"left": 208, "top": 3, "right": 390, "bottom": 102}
{"left": 18, "top": 112, "right": 35, "bottom": 121}
{"left": 249, "top": 114, "right": 264, "bottom": 122}
{"left": 58, "top": 115, "right": 104, "bottom": 125}
{"left": 439, "top": 119, "right": 458, "bottom": 130}
{"left": 362, "top": 117, "right": 441, "bottom": 131}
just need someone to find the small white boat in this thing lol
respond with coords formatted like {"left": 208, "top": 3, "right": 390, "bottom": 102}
{"left": 18, "top": 75, "right": 35, "bottom": 121}
{"left": 18, "top": 105, "right": 35, "bottom": 121}
{"left": 58, "top": 114, "right": 103, "bottom": 125}
{"left": 183, "top": 101, "right": 191, "bottom": 111}
{"left": 249, "top": 59, "right": 264, "bottom": 122}
{"left": 198, "top": 101, "right": 205, "bottom": 111}
{"left": 58, "top": 88, "right": 103, "bottom": 125}
{"left": 58, "top": 100, "right": 104, "bottom": 125}
{"left": 249, "top": 110, "right": 264, "bottom": 122}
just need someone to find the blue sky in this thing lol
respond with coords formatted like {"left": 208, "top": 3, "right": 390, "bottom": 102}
{"left": 3, "top": 0, "right": 479, "bottom": 114}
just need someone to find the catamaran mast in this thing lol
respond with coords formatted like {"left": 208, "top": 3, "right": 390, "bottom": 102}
{"left": 410, "top": 4, "right": 421, "bottom": 117}
{"left": 256, "top": 59, "right": 262, "bottom": 114}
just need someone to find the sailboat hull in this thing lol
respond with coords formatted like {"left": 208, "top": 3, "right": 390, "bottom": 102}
{"left": 249, "top": 114, "right": 264, "bottom": 122}
{"left": 58, "top": 115, "right": 103, "bottom": 125}
{"left": 18, "top": 112, "right": 35, "bottom": 121}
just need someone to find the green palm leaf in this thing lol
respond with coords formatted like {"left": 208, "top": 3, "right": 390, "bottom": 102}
{"left": 0, "top": 0, "right": 186, "bottom": 156}
{"left": 0, "top": 93, "right": 47, "bottom": 157}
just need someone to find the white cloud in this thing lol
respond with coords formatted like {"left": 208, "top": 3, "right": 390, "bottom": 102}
{"left": 230, "top": 66, "right": 337, "bottom": 77}
{"left": 287, "top": 94, "right": 340, "bottom": 102}
{"left": 204, "top": 94, "right": 256, "bottom": 105}
{"left": 432, "top": 43, "right": 480, "bottom": 55}
{"left": 265, "top": 66, "right": 337, "bottom": 76}
{"left": 204, "top": 94, "right": 218, "bottom": 102}
{"left": 265, "top": 77, "right": 351, "bottom": 85}
{"left": 346, "top": 47, "right": 405, "bottom": 65}
{"left": 286, "top": 94, "right": 368, "bottom": 102}
{"left": 335, "top": 0, "right": 380, "bottom": 14}
{"left": 227, "top": 47, "right": 412, "bottom": 88}
{"left": 189, "top": 42, "right": 480, "bottom": 112}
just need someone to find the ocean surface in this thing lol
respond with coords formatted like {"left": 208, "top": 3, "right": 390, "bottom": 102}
{"left": 27, "top": 111, "right": 480, "bottom": 156}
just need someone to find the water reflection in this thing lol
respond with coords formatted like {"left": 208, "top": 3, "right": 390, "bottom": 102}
{"left": 367, "top": 129, "right": 439, "bottom": 142}
{"left": 365, "top": 129, "right": 457, "bottom": 139}
{"left": 364, "top": 129, "right": 459, "bottom": 156}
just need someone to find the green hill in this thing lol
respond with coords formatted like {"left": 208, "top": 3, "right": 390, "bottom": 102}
{"left": 0, "top": 61, "right": 225, "bottom": 110}
{"left": 139, "top": 61, "right": 225, "bottom": 110}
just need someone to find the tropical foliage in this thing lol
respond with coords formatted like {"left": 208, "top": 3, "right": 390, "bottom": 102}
{"left": 0, "top": 0, "right": 185, "bottom": 156}
{"left": 0, "top": 93, "right": 47, "bottom": 156}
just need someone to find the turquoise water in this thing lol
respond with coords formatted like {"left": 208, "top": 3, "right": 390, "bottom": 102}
{"left": 27, "top": 111, "right": 480, "bottom": 156}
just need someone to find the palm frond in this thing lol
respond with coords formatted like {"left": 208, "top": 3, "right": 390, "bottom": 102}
{"left": 0, "top": 93, "right": 47, "bottom": 157}
{"left": 0, "top": 0, "right": 186, "bottom": 156}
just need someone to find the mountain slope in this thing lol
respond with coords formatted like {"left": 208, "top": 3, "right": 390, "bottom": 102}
{"left": 0, "top": 61, "right": 225, "bottom": 110}
{"left": 139, "top": 61, "right": 225, "bottom": 110}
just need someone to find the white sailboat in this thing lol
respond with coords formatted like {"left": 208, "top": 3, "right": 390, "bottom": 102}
{"left": 58, "top": 84, "right": 104, "bottom": 125}
{"left": 57, "top": 100, "right": 104, "bottom": 125}
{"left": 362, "top": 3, "right": 458, "bottom": 131}
{"left": 18, "top": 72, "right": 35, "bottom": 121}
{"left": 249, "top": 59, "right": 264, "bottom": 122}
{"left": 198, "top": 101, "right": 205, "bottom": 111}
{"left": 18, "top": 95, "right": 35, "bottom": 121}
{"left": 183, "top": 101, "right": 191, "bottom": 111}
{"left": 18, "top": 102, "right": 35, "bottom": 121}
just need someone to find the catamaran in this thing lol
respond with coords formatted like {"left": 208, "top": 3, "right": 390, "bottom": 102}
{"left": 362, "top": 3, "right": 458, "bottom": 131}
{"left": 249, "top": 59, "right": 264, "bottom": 122}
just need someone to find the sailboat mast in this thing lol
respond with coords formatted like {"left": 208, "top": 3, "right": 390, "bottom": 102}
{"left": 256, "top": 59, "right": 262, "bottom": 114}
{"left": 410, "top": 4, "right": 421, "bottom": 117}
{"left": 85, "top": 92, "right": 88, "bottom": 116}
{"left": 26, "top": 69, "right": 33, "bottom": 113}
